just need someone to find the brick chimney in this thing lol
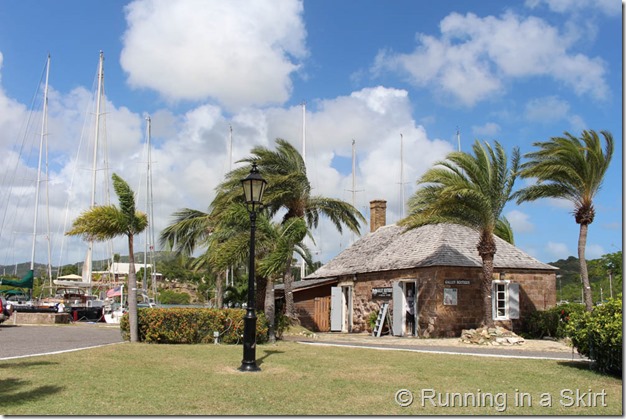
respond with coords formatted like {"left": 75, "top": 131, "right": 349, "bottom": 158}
{"left": 370, "top": 200, "right": 387, "bottom": 233}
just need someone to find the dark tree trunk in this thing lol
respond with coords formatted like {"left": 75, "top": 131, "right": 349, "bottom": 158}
{"left": 256, "top": 275, "right": 267, "bottom": 311}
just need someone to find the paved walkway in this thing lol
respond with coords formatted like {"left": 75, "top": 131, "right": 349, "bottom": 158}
{"left": 0, "top": 323, "right": 124, "bottom": 361}
{"left": 283, "top": 332, "right": 587, "bottom": 361}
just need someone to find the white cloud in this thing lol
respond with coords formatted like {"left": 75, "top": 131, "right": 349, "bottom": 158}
{"left": 524, "top": 0, "right": 620, "bottom": 17}
{"left": 586, "top": 243, "right": 605, "bottom": 260}
{"left": 546, "top": 241, "right": 570, "bottom": 260}
{"left": 524, "top": 96, "right": 570, "bottom": 123}
{"left": 372, "top": 11, "right": 609, "bottom": 106}
{"left": 472, "top": 122, "right": 501, "bottom": 137}
{"left": 506, "top": 210, "right": 534, "bottom": 233}
{"left": 120, "top": 0, "right": 307, "bottom": 110}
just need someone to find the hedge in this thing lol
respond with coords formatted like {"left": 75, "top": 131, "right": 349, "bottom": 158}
{"left": 521, "top": 302, "right": 585, "bottom": 339}
{"left": 120, "top": 308, "right": 269, "bottom": 344}
{"left": 565, "top": 296, "right": 622, "bottom": 376}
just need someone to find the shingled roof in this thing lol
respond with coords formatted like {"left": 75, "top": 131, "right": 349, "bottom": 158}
{"left": 306, "top": 223, "right": 556, "bottom": 280}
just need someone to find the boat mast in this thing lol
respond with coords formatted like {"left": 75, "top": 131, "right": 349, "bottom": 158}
{"left": 32, "top": 54, "right": 52, "bottom": 291}
{"left": 399, "top": 133, "right": 405, "bottom": 219}
{"left": 457, "top": 126, "right": 461, "bottom": 152}
{"left": 300, "top": 101, "right": 306, "bottom": 279}
{"left": 143, "top": 116, "right": 157, "bottom": 299}
{"left": 226, "top": 125, "right": 233, "bottom": 287}
{"left": 84, "top": 51, "right": 104, "bottom": 287}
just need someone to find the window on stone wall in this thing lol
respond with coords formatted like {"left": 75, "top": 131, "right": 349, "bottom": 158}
{"left": 492, "top": 281, "right": 520, "bottom": 320}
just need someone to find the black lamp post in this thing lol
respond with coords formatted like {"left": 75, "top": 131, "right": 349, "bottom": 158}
{"left": 239, "top": 162, "right": 267, "bottom": 372}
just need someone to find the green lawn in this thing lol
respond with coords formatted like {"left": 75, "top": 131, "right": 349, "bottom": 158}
{"left": 0, "top": 341, "right": 621, "bottom": 415}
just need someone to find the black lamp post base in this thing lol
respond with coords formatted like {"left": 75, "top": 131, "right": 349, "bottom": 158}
{"left": 238, "top": 361, "right": 261, "bottom": 372}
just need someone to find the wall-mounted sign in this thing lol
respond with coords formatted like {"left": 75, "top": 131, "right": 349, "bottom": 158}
{"left": 443, "top": 288, "right": 458, "bottom": 305}
{"left": 444, "top": 279, "right": 470, "bottom": 285}
{"left": 372, "top": 287, "right": 392, "bottom": 299}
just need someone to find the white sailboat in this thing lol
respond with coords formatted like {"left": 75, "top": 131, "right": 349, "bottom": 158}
{"left": 50, "top": 51, "right": 112, "bottom": 321}
{"left": 0, "top": 54, "right": 53, "bottom": 310}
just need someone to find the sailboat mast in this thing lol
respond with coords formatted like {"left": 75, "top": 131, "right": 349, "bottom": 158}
{"left": 457, "top": 126, "right": 461, "bottom": 152}
{"left": 143, "top": 116, "right": 157, "bottom": 299}
{"left": 300, "top": 101, "right": 306, "bottom": 279}
{"left": 400, "top": 133, "right": 405, "bottom": 219}
{"left": 84, "top": 51, "right": 104, "bottom": 286}
{"left": 31, "top": 54, "right": 50, "bottom": 276}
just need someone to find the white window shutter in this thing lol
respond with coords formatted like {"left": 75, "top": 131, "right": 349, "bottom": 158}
{"left": 491, "top": 283, "right": 496, "bottom": 320}
{"left": 330, "top": 287, "right": 343, "bottom": 331}
{"left": 392, "top": 282, "right": 404, "bottom": 336}
{"left": 508, "top": 283, "right": 520, "bottom": 319}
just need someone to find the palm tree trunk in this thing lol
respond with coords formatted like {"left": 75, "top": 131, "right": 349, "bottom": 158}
{"left": 215, "top": 271, "right": 224, "bottom": 308}
{"left": 264, "top": 276, "right": 276, "bottom": 343}
{"left": 283, "top": 250, "right": 297, "bottom": 321}
{"left": 480, "top": 253, "right": 495, "bottom": 328}
{"left": 127, "top": 235, "right": 139, "bottom": 343}
{"left": 578, "top": 223, "right": 593, "bottom": 311}
{"left": 477, "top": 230, "right": 496, "bottom": 328}
{"left": 256, "top": 275, "right": 267, "bottom": 311}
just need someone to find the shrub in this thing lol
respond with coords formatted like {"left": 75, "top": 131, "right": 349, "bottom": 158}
{"left": 566, "top": 296, "right": 622, "bottom": 376}
{"left": 522, "top": 303, "right": 585, "bottom": 339}
{"left": 367, "top": 310, "right": 379, "bottom": 333}
{"left": 120, "top": 308, "right": 269, "bottom": 344}
{"left": 158, "top": 290, "right": 191, "bottom": 305}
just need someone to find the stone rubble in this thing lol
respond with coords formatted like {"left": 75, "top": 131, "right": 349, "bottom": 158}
{"left": 460, "top": 326, "right": 525, "bottom": 346}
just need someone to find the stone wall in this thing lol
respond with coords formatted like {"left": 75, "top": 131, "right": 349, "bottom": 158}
{"left": 343, "top": 267, "right": 556, "bottom": 337}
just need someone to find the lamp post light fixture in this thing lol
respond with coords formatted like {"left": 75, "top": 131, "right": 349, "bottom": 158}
{"left": 239, "top": 162, "right": 267, "bottom": 372}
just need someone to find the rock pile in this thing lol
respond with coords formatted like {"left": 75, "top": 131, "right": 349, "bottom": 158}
{"left": 460, "top": 326, "right": 525, "bottom": 346}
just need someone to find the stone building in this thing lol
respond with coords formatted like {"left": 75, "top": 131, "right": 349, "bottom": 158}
{"left": 277, "top": 200, "right": 557, "bottom": 337}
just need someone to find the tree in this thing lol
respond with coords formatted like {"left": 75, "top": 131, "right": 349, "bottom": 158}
{"left": 401, "top": 140, "right": 520, "bottom": 327}
{"left": 66, "top": 173, "right": 148, "bottom": 342}
{"left": 212, "top": 139, "right": 365, "bottom": 320}
{"left": 514, "top": 130, "right": 614, "bottom": 311}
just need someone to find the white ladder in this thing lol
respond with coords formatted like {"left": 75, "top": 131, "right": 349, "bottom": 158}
{"left": 372, "top": 302, "right": 390, "bottom": 337}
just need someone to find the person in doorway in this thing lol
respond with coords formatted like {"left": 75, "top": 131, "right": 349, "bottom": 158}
{"left": 405, "top": 289, "right": 415, "bottom": 336}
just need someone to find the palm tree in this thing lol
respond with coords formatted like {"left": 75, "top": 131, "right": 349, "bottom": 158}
{"left": 514, "top": 130, "right": 614, "bottom": 311}
{"left": 212, "top": 139, "right": 365, "bottom": 320}
{"left": 401, "top": 140, "right": 520, "bottom": 327}
{"left": 66, "top": 173, "right": 148, "bottom": 342}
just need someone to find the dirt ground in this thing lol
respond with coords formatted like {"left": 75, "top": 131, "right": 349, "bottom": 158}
{"left": 285, "top": 329, "right": 576, "bottom": 354}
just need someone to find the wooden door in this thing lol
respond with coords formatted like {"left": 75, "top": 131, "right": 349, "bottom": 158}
{"left": 314, "top": 296, "right": 330, "bottom": 332}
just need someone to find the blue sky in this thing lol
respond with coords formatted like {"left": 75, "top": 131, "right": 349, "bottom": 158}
{"left": 0, "top": 0, "right": 621, "bottom": 269}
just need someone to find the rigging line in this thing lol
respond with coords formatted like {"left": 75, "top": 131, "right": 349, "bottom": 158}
{"left": 0, "top": 56, "right": 49, "bottom": 264}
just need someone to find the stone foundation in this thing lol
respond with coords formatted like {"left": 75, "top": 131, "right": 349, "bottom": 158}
{"left": 8, "top": 312, "right": 71, "bottom": 325}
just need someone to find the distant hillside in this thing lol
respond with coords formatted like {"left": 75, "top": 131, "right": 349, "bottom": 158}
{"left": 0, "top": 251, "right": 172, "bottom": 279}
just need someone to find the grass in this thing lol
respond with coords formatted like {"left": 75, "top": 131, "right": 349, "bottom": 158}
{"left": 0, "top": 341, "right": 622, "bottom": 415}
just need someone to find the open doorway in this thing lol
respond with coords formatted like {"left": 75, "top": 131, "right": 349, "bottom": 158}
{"left": 392, "top": 280, "right": 418, "bottom": 336}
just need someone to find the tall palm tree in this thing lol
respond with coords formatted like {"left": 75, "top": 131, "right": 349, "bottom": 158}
{"left": 66, "top": 173, "right": 148, "bottom": 342}
{"left": 514, "top": 130, "right": 614, "bottom": 311}
{"left": 401, "top": 140, "right": 520, "bottom": 327}
{"left": 212, "top": 139, "right": 365, "bottom": 319}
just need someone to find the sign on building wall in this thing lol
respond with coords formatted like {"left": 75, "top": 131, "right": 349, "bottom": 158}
{"left": 372, "top": 287, "right": 392, "bottom": 299}
{"left": 443, "top": 288, "right": 458, "bottom": 305}
{"left": 444, "top": 279, "right": 470, "bottom": 285}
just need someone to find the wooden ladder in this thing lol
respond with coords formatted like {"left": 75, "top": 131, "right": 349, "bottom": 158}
{"left": 372, "top": 302, "right": 390, "bottom": 337}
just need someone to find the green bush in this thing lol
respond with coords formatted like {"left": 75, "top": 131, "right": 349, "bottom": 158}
{"left": 120, "top": 308, "right": 269, "bottom": 344}
{"left": 367, "top": 310, "right": 379, "bottom": 333}
{"left": 566, "top": 296, "right": 622, "bottom": 376}
{"left": 158, "top": 290, "right": 191, "bottom": 305}
{"left": 522, "top": 303, "right": 585, "bottom": 339}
